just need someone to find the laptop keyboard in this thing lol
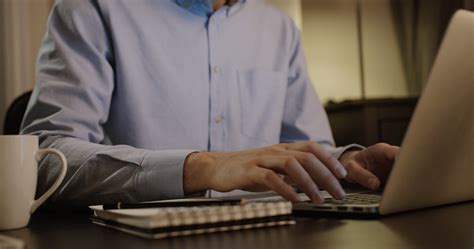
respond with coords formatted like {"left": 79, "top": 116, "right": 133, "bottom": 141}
{"left": 324, "top": 193, "right": 382, "bottom": 205}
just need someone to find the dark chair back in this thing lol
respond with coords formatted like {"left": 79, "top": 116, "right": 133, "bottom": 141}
{"left": 3, "top": 91, "right": 32, "bottom": 135}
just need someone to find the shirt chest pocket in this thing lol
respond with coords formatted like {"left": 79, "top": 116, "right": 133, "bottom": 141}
{"left": 238, "top": 69, "right": 287, "bottom": 143}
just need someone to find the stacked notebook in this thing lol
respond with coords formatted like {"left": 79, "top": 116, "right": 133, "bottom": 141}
{"left": 89, "top": 199, "right": 295, "bottom": 239}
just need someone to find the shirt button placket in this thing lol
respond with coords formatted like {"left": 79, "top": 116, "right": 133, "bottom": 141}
{"left": 208, "top": 16, "right": 223, "bottom": 151}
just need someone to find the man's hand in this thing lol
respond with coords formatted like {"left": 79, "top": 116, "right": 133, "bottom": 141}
{"left": 183, "top": 141, "right": 348, "bottom": 204}
{"left": 339, "top": 143, "right": 400, "bottom": 190}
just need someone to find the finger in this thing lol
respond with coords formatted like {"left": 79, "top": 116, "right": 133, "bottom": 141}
{"left": 253, "top": 167, "right": 301, "bottom": 202}
{"left": 264, "top": 149, "right": 346, "bottom": 200}
{"left": 257, "top": 155, "right": 324, "bottom": 203}
{"left": 282, "top": 175, "right": 295, "bottom": 185}
{"left": 345, "top": 160, "right": 380, "bottom": 190}
{"left": 362, "top": 143, "right": 399, "bottom": 183}
{"left": 285, "top": 141, "right": 347, "bottom": 179}
{"left": 287, "top": 151, "right": 346, "bottom": 200}
{"left": 382, "top": 144, "right": 399, "bottom": 161}
{"left": 366, "top": 143, "right": 399, "bottom": 164}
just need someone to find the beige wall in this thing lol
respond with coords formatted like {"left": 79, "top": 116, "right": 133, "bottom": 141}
{"left": 266, "top": 0, "right": 303, "bottom": 29}
{"left": 361, "top": 0, "right": 408, "bottom": 98}
{"left": 0, "top": 0, "right": 52, "bottom": 132}
{"left": 301, "top": 0, "right": 362, "bottom": 102}
{"left": 301, "top": 0, "right": 408, "bottom": 103}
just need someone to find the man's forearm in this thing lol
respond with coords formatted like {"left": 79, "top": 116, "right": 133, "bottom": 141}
{"left": 35, "top": 136, "right": 193, "bottom": 206}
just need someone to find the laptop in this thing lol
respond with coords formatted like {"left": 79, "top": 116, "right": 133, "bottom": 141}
{"left": 293, "top": 10, "right": 474, "bottom": 217}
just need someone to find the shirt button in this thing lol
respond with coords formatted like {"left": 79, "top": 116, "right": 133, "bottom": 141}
{"left": 214, "top": 116, "right": 222, "bottom": 124}
{"left": 213, "top": 66, "right": 220, "bottom": 74}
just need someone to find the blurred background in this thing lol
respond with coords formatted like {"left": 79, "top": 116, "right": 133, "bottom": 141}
{"left": 0, "top": 0, "right": 473, "bottom": 145}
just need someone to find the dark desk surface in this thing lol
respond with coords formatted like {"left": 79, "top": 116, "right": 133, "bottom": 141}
{"left": 1, "top": 202, "right": 473, "bottom": 249}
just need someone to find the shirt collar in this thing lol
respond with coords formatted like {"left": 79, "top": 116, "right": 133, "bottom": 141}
{"left": 175, "top": 0, "right": 245, "bottom": 17}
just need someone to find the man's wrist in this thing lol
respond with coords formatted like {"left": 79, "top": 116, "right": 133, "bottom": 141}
{"left": 183, "top": 152, "right": 214, "bottom": 195}
{"left": 339, "top": 149, "right": 361, "bottom": 166}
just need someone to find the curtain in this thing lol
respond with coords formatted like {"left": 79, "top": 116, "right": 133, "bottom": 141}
{"left": 0, "top": 0, "right": 52, "bottom": 132}
{"left": 391, "top": 0, "right": 474, "bottom": 95}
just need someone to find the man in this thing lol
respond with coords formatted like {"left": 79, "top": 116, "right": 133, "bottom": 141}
{"left": 21, "top": 0, "right": 399, "bottom": 206}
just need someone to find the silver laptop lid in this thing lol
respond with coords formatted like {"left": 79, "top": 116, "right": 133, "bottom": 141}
{"left": 379, "top": 10, "right": 474, "bottom": 215}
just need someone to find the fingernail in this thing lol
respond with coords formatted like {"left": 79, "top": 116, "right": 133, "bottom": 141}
{"left": 336, "top": 166, "right": 347, "bottom": 178}
{"left": 312, "top": 192, "right": 324, "bottom": 204}
{"left": 336, "top": 188, "right": 346, "bottom": 200}
{"left": 293, "top": 194, "right": 302, "bottom": 202}
{"left": 368, "top": 178, "right": 379, "bottom": 189}
{"left": 312, "top": 196, "right": 324, "bottom": 204}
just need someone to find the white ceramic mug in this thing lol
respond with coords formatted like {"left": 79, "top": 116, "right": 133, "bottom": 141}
{"left": 0, "top": 135, "right": 67, "bottom": 230}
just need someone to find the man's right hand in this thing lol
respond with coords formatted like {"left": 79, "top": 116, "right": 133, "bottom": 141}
{"left": 183, "top": 141, "right": 347, "bottom": 203}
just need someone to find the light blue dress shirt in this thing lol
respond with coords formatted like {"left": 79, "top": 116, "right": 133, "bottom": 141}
{"left": 21, "top": 0, "right": 359, "bottom": 206}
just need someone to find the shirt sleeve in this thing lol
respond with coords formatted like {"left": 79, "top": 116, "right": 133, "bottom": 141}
{"left": 279, "top": 19, "right": 364, "bottom": 159}
{"left": 20, "top": 0, "right": 193, "bottom": 206}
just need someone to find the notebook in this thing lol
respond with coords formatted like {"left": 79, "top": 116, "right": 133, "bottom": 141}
{"left": 89, "top": 199, "right": 294, "bottom": 239}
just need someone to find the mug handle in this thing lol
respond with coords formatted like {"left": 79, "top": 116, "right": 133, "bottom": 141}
{"left": 30, "top": 148, "right": 68, "bottom": 214}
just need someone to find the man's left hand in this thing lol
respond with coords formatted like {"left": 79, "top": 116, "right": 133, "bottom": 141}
{"left": 339, "top": 143, "right": 400, "bottom": 190}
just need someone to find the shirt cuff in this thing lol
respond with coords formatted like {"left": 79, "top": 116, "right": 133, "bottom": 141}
{"left": 328, "top": 144, "right": 366, "bottom": 159}
{"left": 135, "top": 149, "right": 197, "bottom": 201}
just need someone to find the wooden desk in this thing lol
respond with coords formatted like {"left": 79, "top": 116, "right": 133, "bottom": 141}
{"left": 1, "top": 202, "right": 472, "bottom": 249}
